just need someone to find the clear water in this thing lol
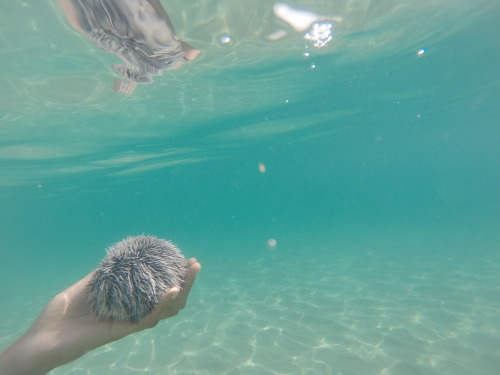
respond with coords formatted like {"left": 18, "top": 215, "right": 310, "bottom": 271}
{"left": 1, "top": 0, "right": 499, "bottom": 374}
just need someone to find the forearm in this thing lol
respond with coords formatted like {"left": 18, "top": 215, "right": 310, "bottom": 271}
{"left": 0, "top": 333, "right": 58, "bottom": 375}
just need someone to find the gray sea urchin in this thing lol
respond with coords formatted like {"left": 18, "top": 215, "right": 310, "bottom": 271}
{"left": 86, "top": 235, "right": 187, "bottom": 322}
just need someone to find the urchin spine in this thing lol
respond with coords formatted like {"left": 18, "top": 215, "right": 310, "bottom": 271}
{"left": 86, "top": 235, "right": 187, "bottom": 322}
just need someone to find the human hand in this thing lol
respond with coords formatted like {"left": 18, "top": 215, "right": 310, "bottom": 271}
{"left": 0, "top": 258, "right": 201, "bottom": 375}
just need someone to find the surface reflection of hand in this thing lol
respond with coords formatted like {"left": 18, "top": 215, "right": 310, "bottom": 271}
{"left": 57, "top": 0, "right": 200, "bottom": 94}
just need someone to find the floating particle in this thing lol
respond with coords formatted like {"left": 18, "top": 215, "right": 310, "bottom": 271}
{"left": 258, "top": 162, "right": 266, "bottom": 173}
{"left": 417, "top": 48, "right": 427, "bottom": 56}
{"left": 267, "top": 238, "right": 277, "bottom": 248}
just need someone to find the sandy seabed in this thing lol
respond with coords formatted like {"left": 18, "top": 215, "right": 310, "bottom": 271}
{"left": 38, "top": 236, "right": 499, "bottom": 375}
{"left": 1, "top": 234, "right": 499, "bottom": 375}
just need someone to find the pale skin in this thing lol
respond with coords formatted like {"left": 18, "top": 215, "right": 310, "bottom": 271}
{"left": 0, "top": 258, "right": 201, "bottom": 375}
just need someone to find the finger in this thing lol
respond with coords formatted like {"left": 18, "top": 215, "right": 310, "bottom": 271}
{"left": 186, "top": 257, "right": 198, "bottom": 269}
{"left": 176, "top": 261, "right": 201, "bottom": 309}
{"left": 181, "top": 260, "right": 201, "bottom": 292}
{"left": 139, "top": 287, "right": 180, "bottom": 328}
{"left": 133, "top": 261, "right": 201, "bottom": 327}
{"left": 156, "top": 286, "right": 180, "bottom": 312}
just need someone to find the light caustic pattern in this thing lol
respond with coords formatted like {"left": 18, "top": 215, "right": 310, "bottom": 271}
{"left": 51, "top": 240, "right": 500, "bottom": 375}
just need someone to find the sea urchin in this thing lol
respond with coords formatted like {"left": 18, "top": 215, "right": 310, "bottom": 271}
{"left": 86, "top": 235, "right": 187, "bottom": 322}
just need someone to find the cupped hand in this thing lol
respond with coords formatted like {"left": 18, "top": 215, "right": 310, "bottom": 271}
{"left": 25, "top": 258, "right": 201, "bottom": 372}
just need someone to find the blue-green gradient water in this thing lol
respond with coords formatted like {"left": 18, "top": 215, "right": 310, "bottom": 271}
{"left": 1, "top": 0, "right": 499, "bottom": 374}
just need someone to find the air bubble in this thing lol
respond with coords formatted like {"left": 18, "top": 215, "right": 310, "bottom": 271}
{"left": 219, "top": 34, "right": 232, "bottom": 45}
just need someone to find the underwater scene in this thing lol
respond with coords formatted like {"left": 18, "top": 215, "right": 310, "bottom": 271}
{"left": 0, "top": 0, "right": 499, "bottom": 374}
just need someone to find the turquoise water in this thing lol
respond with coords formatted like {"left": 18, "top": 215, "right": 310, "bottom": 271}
{"left": 1, "top": 0, "right": 499, "bottom": 374}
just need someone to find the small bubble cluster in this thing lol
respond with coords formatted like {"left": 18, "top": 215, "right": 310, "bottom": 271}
{"left": 305, "top": 22, "right": 333, "bottom": 48}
